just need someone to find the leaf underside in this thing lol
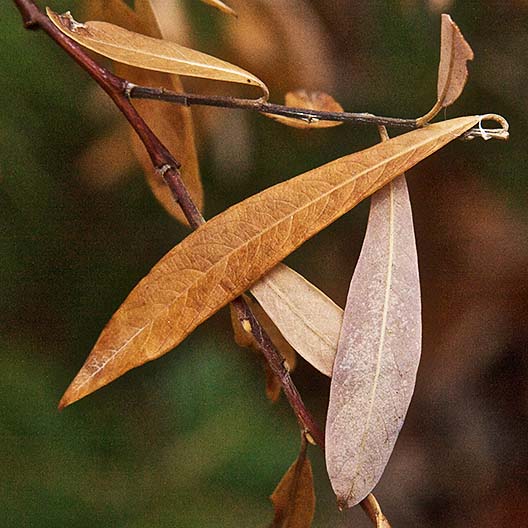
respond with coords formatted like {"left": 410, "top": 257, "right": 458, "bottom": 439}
{"left": 250, "top": 263, "right": 342, "bottom": 377}
{"left": 326, "top": 172, "right": 421, "bottom": 508}
{"left": 326, "top": 125, "right": 422, "bottom": 508}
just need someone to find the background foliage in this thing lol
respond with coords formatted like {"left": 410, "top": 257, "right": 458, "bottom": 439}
{"left": 1, "top": 1, "right": 527, "bottom": 526}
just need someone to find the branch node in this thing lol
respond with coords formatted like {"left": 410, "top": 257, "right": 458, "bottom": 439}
{"left": 156, "top": 164, "right": 172, "bottom": 177}
{"left": 61, "top": 11, "right": 86, "bottom": 31}
{"left": 304, "top": 431, "right": 317, "bottom": 446}
{"left": 283, "top": 358, "right": 291, "bottom": 372}
{"left": 124, "top": 81, "right": 137, "bottom": 99}
{"left": 23, "top": 18, "right": 40, "bottom": 30}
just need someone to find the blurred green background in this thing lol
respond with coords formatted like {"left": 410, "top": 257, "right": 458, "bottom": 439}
{"left": 1, "top": 1, "right": 527, "bottom": 526}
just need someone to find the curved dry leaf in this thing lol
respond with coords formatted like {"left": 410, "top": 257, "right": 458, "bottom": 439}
{"left": 361, "top": 494, "right": 392, "bottom": 528}
{"left": 270, "top": 438, "right": 315, "bottom": 528}
{"left": 58, "top": 116, "right": 478, "bottom": 408}
{"left": 46, "top": 8, "right": 269, "bottom": 99}
{"left": 417, "top": 14, "right": 474, "bottom": 125}
{"left": 326, "top": 141, "right": 421, "bottom": 507}
{"left": 85, "top": 0, "right": 203, "bottom": 224}
{"left": 250, "top": 263, "right": 342, "bottom": 377}
{"left": 265, "top": 90, "right": 344, "bottom": 129}
{"left": 229, "top": 294, "right": 297, "bottom": 402}
{"left": 437, "top": 14, "right": 474, "bottom": 108}
{"left": 200, "top": 0, "right": 237, "bottom": 17}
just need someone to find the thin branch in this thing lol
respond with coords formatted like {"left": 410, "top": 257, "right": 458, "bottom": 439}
{"left": 11, "top": 0, "right": 324, "bottom": 446}
{"left": 129, "top": 84, "right": 418, "bottom": 129}
{"left": 129, "top": 84, "right": 509, "bottom": 140}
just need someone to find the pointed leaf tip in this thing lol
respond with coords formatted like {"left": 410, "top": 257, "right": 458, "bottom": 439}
{"left": 270, "top": 438, "right": 315, "bottom": 527}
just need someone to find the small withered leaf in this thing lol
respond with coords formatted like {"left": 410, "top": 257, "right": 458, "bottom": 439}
{"left": 58, "top": 116, "right": 478, "bottom": 408}
{"left": 46, "top": 8, "right": 269, "bottom": 98}
{"left": 437, "top": 14, "right": 474, "bottom": 108}
{"left": 270, "top": 438, "right": 315, "bottom": 528}
{"left": 251, "top": 263, "right": 342, "bottom": 377}
{"left": 86, "top": 0, "right": 203, "bottom": 225}
{"left": 200, "top": 0, "right": 237, "bottom": 17}
{"left": 418, "top": 14, "right": 474, "bottom": 125}
{"left": 265, "top": 90, "right": 344, "bottom": 129}
{"left": 326, "top": 126, "right": 421, "bottom": 508}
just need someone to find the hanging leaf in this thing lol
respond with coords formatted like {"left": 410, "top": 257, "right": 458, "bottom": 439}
{"left": 417, "top": 14, "right": 474, "bottom": 125}
{"left": 46, "top": 8, "right": 269, "bottom": 99}
{"left": 265, "top": 90, "right": 344, "bottom": 129}
{"left": 361, "top": 494, "right": 392, "bottom": 528}
{"left": 326, "top": 126, "right": 421, "bottom": 509}
{"left": 58, "top": 116, "right": 479, "bottom": 408}
{"left": 270, "top": 437, "right": 315, "bottom": 528}
{"left": 229, "top": 294, "right": 297, "bottom": 402}
{"left": 86, "top": 0, "right": 203, "bottom": 225}
{"left": 200, "top": 0, "right": 237, "bottom": 17}
{"left": 250, "top": 263, "right": 342, "bottom": 377}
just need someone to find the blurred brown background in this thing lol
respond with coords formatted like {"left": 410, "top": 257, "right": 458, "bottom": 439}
{"left": 1, "top": 1, "right": 527, "bottom": 526}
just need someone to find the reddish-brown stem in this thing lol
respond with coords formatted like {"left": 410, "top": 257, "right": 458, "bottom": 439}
{"left": 11, "top": 0, "right": 324, "bottom": 446}
{"left": 231, "top": 297, "right": 325, "bottom": 448}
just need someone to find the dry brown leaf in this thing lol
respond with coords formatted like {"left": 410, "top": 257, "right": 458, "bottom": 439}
{"left": 250, "top": 263, "right": 342, "bottom": 377}
{"left": 360, "top": 494, "right": 392, "bottom": 528}
{"left": 270, "top": 437, "right": 315, "bottom": 528}
{"left": 437, "top": 14, "right": 474, "bottom": 107}
{"left": 58, "top": 116, "right": 478, "bottom": 408}
{"left": 265, "top": 90, "right": 344, "bottom": 129}
{"left": 417, "top": 14, "right": 474, "bottom": 125}
{"left": 46, "top": 8, "right": 269, "bottom": 99}
{"left": 326, "top": 126, "right": 421, "bottom": 508}
{"left": 229, "top": 294, "right": 297, "bottom": 402}
{"left": 84, "top": 0, "right": 203, "bottom": 224}
{"left": 200, "top": 0, "right": 237, "bottom": 17}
